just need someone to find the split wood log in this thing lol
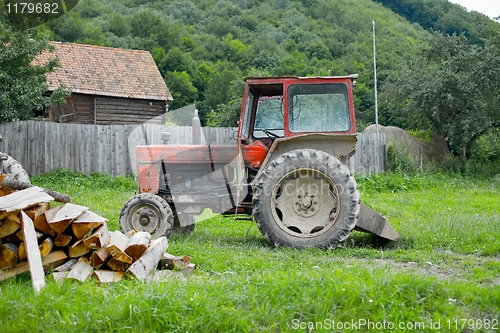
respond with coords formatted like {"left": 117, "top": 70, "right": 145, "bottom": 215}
{"left": 54, "top": 258, "right": 78, "bottom": 272}
{"left": 83, "top": 224, "right": 108, "bottom": 249}
{"left": 107, "top": 230, "right": 133, "bottom": 264}
{"left": 0, "top": 214, "right": 21, "bottom": 238}
{"left": 53, "top": 233, "right": 73, "bottom": 247}
{"left": 18, "top": 237, "right": 52, "bottom": 261}
{"left": 71, "top": 210, "right": 107, "bottom": 239}
{"left": 0, "top": 187, "right": 54, "bottom": 220}
{"left": 39, "top": 237, "right": 53, "bottom": 258}
{"left": 20, "top": 211, "right": 45, "bottom": 293}
{"left": 126, "top": 237, "right": 168, "bottom": 281}
{"left": 24, "top": 202, "right": 50, "bottom": 221}
{"left": 125, "top": 231, "right": 151, "bottom": 260}
{"left": 159, "top": 253, "right": 191, "bottom": 270}
{"left": 68, "top": 239, "right": 91, "bottom": 258}
{"left": 51, "top": 271, "right": 69, "bottom": 283}
{"left": 48, "top": 203, "right": 88, "bottom": 234}
{"left": 94, "top": 270, "right": 124, "bottom": 283}
{"left": 0, "top": 242, "right": 19, "bottom": 269}
{"left": 67, "top": 261, "right": 93, "bottom": 282}
{"left": 106, "top": 257, "right": 130, "bottom": 272}
{"left": 0, "top": 250, "right": 67, "bottom": 282}
{"left": 33, "top": 206, "right": 60, "bottom": 237}
{"left": 15, "top": 229, "right": 43, "bottom": 242}
{"left": 89, "top": 246, "right": 109, "bottom": 268}
{"left": 0, "top": 186, "right": 12, "bottom": 197}
{"left": 0, "top": 175, "right": 71, "bottom": 203}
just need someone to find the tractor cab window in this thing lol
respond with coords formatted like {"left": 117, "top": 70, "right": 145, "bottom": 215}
{"left": 288, "top": 83, "right": 351, "bottom": 133}
{"left": 253, "top": 95, "right": 284, "bottom": 138}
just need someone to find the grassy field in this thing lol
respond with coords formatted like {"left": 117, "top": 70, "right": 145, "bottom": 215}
{"left": 0, "top": 169, "right": 499, "bottom": 332}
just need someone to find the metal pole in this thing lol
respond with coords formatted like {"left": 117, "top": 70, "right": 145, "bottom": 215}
{"left": 372, "top": 21, "right": 379, "bottom": 134}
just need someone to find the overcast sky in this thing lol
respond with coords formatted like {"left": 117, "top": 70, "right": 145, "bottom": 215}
{"left": 448, "top": 0, "right": 500, "bottom": 19}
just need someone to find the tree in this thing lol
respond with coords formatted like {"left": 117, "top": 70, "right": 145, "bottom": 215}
{"left": 0, "top": 24, "right": 69, "bottom": 122}
{"left": 381, "top": 32, "right": 500, "bottom": 156}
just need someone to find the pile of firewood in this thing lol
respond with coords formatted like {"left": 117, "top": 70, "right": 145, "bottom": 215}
{"left": 0, "top": 185, "right": 194, "bottom": 291}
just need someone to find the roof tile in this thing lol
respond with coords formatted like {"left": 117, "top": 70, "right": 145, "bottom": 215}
{"left": 36, "top": 42, "right": 173, "bottom": 101}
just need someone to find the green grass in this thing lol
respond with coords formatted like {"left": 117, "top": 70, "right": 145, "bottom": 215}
{"left": 0, "top": 169, "right": 498, "bottom": 332}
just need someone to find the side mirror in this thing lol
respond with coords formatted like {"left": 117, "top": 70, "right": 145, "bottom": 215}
{"left": 232, "top": 130, "right": 239, "bottom": 141}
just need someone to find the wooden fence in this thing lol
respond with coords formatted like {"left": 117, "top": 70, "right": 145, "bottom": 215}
{"left": 0, "top": 121, "right": 385, "bottom": 176}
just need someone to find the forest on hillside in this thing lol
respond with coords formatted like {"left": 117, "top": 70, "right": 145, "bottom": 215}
{"left": 34, "top": 0, "right": 495, "bottom": 127}
{"left": 1, "top": 0, "right": 500, "bottom": 161}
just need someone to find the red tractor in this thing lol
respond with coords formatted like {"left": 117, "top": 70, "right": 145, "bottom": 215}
{"left": 119, "top": 75, "right": 399, "bottom": 248}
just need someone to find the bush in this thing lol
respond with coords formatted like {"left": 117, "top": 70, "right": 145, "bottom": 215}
{"left": 386, "top": 143, "right": 419, "bottom": 173}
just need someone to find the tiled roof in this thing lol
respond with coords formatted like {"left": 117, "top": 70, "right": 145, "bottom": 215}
{"left": 36, "top": 42, "right": 172, "bottom": 101}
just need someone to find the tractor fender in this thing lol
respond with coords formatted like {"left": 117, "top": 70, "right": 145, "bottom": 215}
{"left": 251, "top": 133, "right": 357, "bottom": 186}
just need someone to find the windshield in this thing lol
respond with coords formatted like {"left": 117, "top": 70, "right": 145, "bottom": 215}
{"left": 288, "top": 83, "right": 350, "bottom": 133}
{"left": 253, "top": 95, "right": 284, "bottom": 138}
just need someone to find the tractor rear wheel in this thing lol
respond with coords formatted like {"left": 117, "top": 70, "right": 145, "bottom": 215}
{"left": 253, "top": 149, "right": 360, "bottom": 249}
{"left": 119, "top": 193, "right": 173, "bottom": 238}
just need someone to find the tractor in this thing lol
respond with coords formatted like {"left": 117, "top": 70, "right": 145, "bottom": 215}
{"left": 119, "top": 75, "right": 399, "bottom": 248}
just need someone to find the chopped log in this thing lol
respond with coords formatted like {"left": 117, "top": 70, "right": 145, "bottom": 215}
{"left": 0, "top": 174, "right": 71, "bottom": 203}
{"left": 89, "top": 246, "right": 109, "bottom": 268}
{"left": 71, "top": 210, "right": 107, "bottom": 239}
{"left": 0, "top": 243, "right": 19, "bottom": 269}
{"left": 0, "top": 187, "right": 54, "bottom": 220}
{"left": 19, "top": 237, "right": 52, "bottom": 260}
{"left": 18, "top": 242, "right": 26, "bottom": 261}
{"left": 20, "top": 211, "right": 45, "bottom": 293}
{"left": 0, "top": 215, "right": 21, "bottom": 238}
{"left": 106, "top": 257, "right": 130, "bottom": 272}
{"left": 94, "top": 270, "right": 124, "bottom": 283}
{"left": 6, "top": 212, "right": 20, "bottom": 224}
{"left": 107, "top": 230, "right": 133, "bottom": 264}
{"left": 39, "top": 237, "right": 53, "bottom": 258}
{"left": 0, "top": 186, "right": 12, "bottom": 197}
{"left": 124, "top": 230, "right": 136, "bottom": 238}
{"left": 24, "top": 202, "right": 50, "bottom": 221}
{"left": 68, "top": 239, "right": 91, "bottom": 258}
{"left": 151, "top": 264, "right": 196, "bottom": 281}
{"left": 83, "top": 224, "right": 108, "bottom": 249}
{"left": 51, "top": 271, "right": 69, "bottom": 283}
{"left": 33, "top": 206, "right": 60, "bottom": 237}
{"left": 53, "top": 233, "right": 73, "bottom": 247}
{"left": 0, "top": 250, "right": 67, "bottom": 282}
{"left": 159, "top": 253, "right": 191, "bottom": 270}
{"left": 15, "top": 229, "right": 43, "bottom": 242}
{"left": 48, "top": 203, "right": 89, "bottom": 234}
{"left": 54, "top": 258, "right": 78, "bottom": 272}
{"left": 125, "top": 231, "right": 151, "bottom": 260}
{"left": 67, "top": 261, "right": 93, "bottom": 282}
{"left": 126, "top": 237, "right": 168, "bottom": 281}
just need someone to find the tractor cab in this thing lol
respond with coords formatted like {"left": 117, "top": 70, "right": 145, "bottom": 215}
{"left": 238, "top": 75, "right": 359, "bottom": 170}
{"left": 239, "top": 76, "right": 358, "bottom": 147}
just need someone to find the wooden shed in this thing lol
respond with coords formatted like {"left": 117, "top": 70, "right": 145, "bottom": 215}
{"left": 37, "top": 42, "right": 173, "bottom": 124}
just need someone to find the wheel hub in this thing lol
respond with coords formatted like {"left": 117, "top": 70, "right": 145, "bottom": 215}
{"left": 130, "top": 205, "right": 161, "bottom": 234}
{"left": 293, "top": 191, "right": 319, "bottom": 218}
{"left": 272, "top": 168, "right": 340, "bottom": 238}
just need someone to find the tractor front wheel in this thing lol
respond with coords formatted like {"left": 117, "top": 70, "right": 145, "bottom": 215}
{"left": 253, "top": 149, "right": 360, "bottom": 249}
{"left": 119, "top": 193, "right": 173, "bottom": 238}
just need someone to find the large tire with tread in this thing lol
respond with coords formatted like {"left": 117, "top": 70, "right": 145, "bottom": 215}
{"left": 172, "top": 214, "right": 196, "bottom": 235}
{"left": 0, "top": 154, "right": 30, "bottom": 184}
{"left": 119, "top": 193, "right": 173, "bottom": 238}
{"left": 253, "top": 149, "right": 360, "bottom": 249}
